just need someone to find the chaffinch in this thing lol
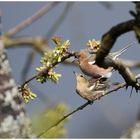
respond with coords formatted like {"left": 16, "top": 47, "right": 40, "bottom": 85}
{"left": 74, "top": 72, "right": 109, "bottom": 101}
{"left": 75, "top": 41, "right": 135, "bottom": 79}
{"left": 75, "top": 51, "right": 113, "bottom": 79}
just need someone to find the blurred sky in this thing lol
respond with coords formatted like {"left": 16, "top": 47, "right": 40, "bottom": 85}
{"left": 1, "top": 1, "right": 140, "bottom": 138}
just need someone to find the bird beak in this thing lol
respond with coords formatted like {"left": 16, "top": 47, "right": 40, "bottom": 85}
{"left": 73, "top": 71, "right": 76, "bottom": 75}
{"left": 73, "top": 71, "right": 78, "bottom": 76}
{"left": 71, "top": 58, "right": 79, "bottom": 64}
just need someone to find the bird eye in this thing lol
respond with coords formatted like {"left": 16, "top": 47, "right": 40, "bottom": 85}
{"left": 94, "top": 46, "right": 97, "bottom": 49}
{"left": 80, "top": 74, "right": 83, "bottom": 77}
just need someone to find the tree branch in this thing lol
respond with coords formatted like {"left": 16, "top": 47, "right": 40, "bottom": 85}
{"left": 20, "top": 52, "right": 75, "bottom": 89}
{"left": 95, "top": 3, "right": 140, "bottom": 89}
{"left": 21, "top": 50, "right": 36, "bottom": 82}
{"left": 36, "top": 80, "right": 128, "bottom": 137}
{"left": 37, "top": 100, "right": 91, "bottom": 138}
{"left": 121, "top": 59, "right": 140, "bottom": 68}
{"left": 37, "top": 73, "right": 140, "bottom": 138}
{"left": 46, "top": 2, "right": 74, "bottom": 40}
{"left": 7, "top": 2, "right": 60, "bottom": 36}
{"left": 4, "top": 36, "right": 50, "bottom": 52}
{"left": 21, "top": 2, "right": 74, "bottom": 82}
{"left": 96, "top": 20, "right": 135, "bottom": 64}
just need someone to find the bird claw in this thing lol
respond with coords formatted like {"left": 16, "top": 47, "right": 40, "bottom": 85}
{"left": 88, "top": 100, "right": 94, "bottom": 105}
{"left": 128, "top": 82, "right": 140, "bottom": 96}
{"left": 133, "top": 80, "right": 140, "bottom": 92}
{"left": 129, "top": 87, "right": 133, "bottom": 97}
{"left": 125, "top": 85, "right": 129, "bottom": 90}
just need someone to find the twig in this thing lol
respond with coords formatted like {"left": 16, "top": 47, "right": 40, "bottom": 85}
{"left": 20, "top": 52, "right": 75, "bottom": 88}
{"left": 36, "top": 83, "right": 126, "bottom": 138}
{"left": 120, "top": 59, "right": 140, "bottom": 69}
{"left": 21, "top": 2, "right": 74, "bottom": 81}
{"left": 46, "top": 2, "right": 74, "bottom": 40}
{"left": 4, "top": 36, "right": 140, "bottom": 69}
{"left": 21, "top": 74, "right": 38, "bottom": 88}
{"left": 7, "top": 2, "right": 60, "bottom": 36}
{"left": 37, "top": 101, "right": 91, "bottom": 138}
{"left": 37, "top": 73, "right": 140, "bottom": 138}
{"left": 4, "top": 36, "right": 50, "bottom": 53}
{"left": 21, "top": 50, "right": 36, "bottom": 82}
{"left": 99, "top": 2, "right": 112, "bottom": 9}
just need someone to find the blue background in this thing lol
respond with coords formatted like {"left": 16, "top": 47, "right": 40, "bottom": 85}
{"left": 1, "top": 2, "right": 140, "bottom": 138}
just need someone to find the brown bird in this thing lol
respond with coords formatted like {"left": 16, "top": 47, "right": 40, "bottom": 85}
{"left": 76, "top": 51, "right": 113, "bottom": 79}
{"left": 75, "top": 42, "right": 135, "bottom": 79}
{"left": 74, "top": 72, "right": 109, "bottom": 101}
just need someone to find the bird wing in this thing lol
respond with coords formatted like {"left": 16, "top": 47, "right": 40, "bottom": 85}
{"left": 88, "top": 61, "right": 96, "bottom": 65}
{"left": 88, "top": 78, "right": 110, "bottom": 91}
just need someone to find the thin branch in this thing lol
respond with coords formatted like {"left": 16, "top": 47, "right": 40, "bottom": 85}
{"left": 121, "top": 59, "right": 140, "bottom": 68}
{"left": 37, "top": 101, "right": 91, "bottom": 138}
{"left": 7, "top": 2, "right": 60, "bottom": 36}
{"left": 21, "top": 50, "right": 36, "bottom": 82}
{"left": 20, "top": 52, "right": 75, "bottom": 88}
{"left": 37, "top": 73, "right": 140, "bottom": 138}
{"left": 46, "top": 2, "right": 74, "bottom": 40}
{"left": 21, "top": 2, "right": 74, "bottom": 82}
{"left": 36, "top": 82, "right": 126, "bottom": 138}
{"left": 5, "top": 36, "right": 140, "bottom": 85}
{"left": 99, "top": 2, "right": 113, "bottom": 9}
{"left": 5, "top": 35, "right": 140, "bottom": 87}
{"left": 5, "top": 36, "right": 140, "bottom": 69}
{"left": 4, "top": 36, "right": 49, "bottom": 53}
{"left": 21, "top": 74, "right": 38, "bottom": 88}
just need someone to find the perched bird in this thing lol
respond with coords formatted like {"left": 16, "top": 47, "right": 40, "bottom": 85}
{"left": 74, "top": 72, "right": 109, "bottom": 101}
{"left": 75, "top": 42, "right": 135, "bottom": 79}
{"left": 75, "top": 51, "right": 113, "bottom": 79}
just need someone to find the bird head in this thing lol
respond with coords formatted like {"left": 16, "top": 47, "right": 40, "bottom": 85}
{"left": 72, "top": 51, "right": 87, "bottom": 64}
{"left": 75, "top": 51, "right": 88, "bottom": 61}
{"left": 73, "top": 71, "right": 87, "bottom": 83}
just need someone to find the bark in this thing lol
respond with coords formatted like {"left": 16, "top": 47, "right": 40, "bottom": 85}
{"left": 0, "top": 14, "right": 33, "bottom": 138}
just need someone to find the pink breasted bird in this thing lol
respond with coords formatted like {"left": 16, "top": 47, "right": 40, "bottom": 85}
{"left": 75, "top": 51, "right": 113, "bottom": 79}
{"left": 75, "top": 42, "right": 135, "bottom": 79}
{"left": 74, "top": 72, "right": 109, "bottom": 101}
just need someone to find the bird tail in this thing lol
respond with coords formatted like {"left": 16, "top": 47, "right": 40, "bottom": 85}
{"left": 113, "top": 41, "right": 136, "bottom": 59}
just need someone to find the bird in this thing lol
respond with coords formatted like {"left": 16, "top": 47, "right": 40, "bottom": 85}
{"left": 75, "top": 42, "right": 135, "bottom": 79}
{"left": 75, "top": 50, "right": 113, "bottom": 79}
{"left": 74, "top": 72, "right": 109, "bottom": 101}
